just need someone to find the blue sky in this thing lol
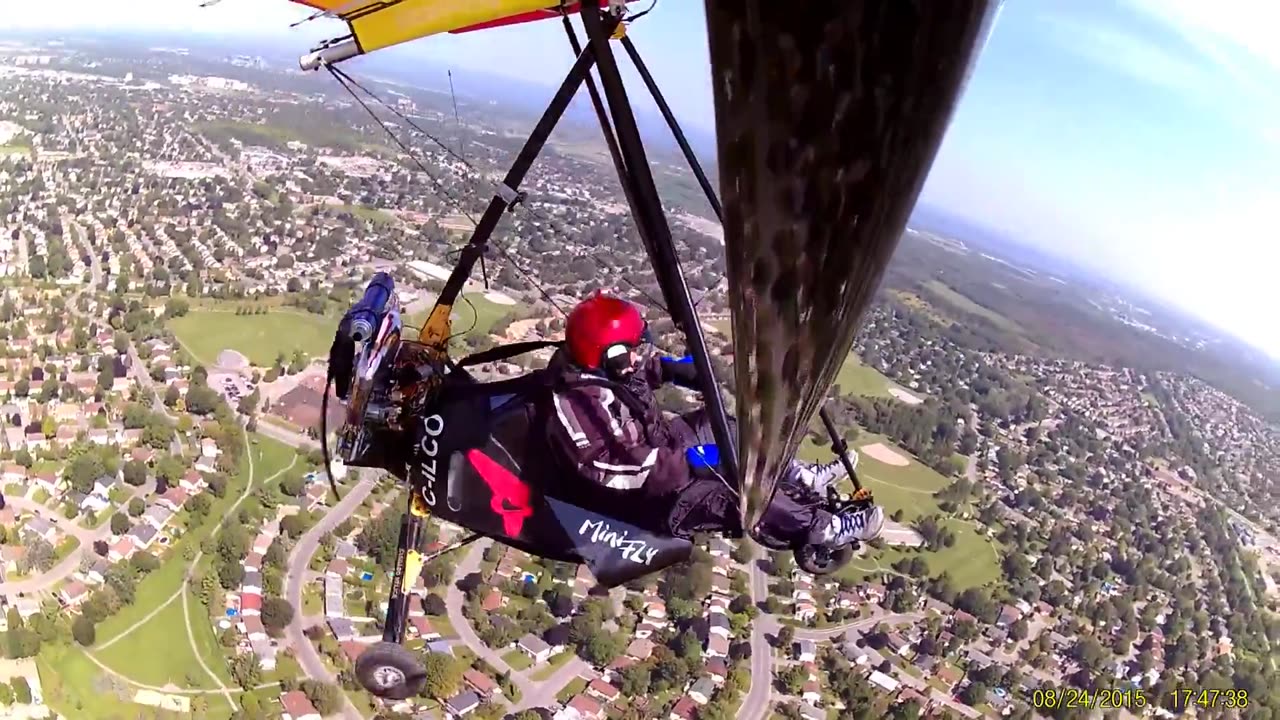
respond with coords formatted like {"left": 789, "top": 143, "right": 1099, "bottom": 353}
{"left": 9, "top": 0, "right": 1280, "bottom": 356}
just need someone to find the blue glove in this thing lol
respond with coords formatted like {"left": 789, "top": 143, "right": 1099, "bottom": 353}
{"left": 687, "top": 444, "right": 720, "bottom": 468}
{"left": 663, "top": 355, "right": 695, "bottom": 364}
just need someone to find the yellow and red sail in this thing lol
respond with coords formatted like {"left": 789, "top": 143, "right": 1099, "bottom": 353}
{"left": 290, "top": 0, "right": 625, "bottom": 57}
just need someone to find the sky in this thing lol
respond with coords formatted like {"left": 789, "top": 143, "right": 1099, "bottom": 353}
{"left": 7, "top": 0, "right": 1280, "bottom": 357}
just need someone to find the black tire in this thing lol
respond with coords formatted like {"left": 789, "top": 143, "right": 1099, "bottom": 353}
{"left": 795, "top": 543, "right": 853, "bottom": 575}
{"left": 355, "top": 641, "right": 427, "bottom": 699}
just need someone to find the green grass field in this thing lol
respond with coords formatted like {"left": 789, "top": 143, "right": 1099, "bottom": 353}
{"left": 799, "top": 434, "right": 1001, "bottom": 591}
{"left": 529, "top": 649, "right": 574, "bottom": 681}
{"left": 557, "top": 676, "right": 588, "bottom": 703}
{"left": 922, "top": 280, "right": 1026, "bottom": 335}
{"left": 833, "top": 355, "right": 915, "bottom": 400}
{"left": 327, "top": 204, "right": 396, "bottom": 226}
{"left": 501, "top": 649, "right": 534, "bottom": 671}
{"left": 38, "top": 644, "right": 194, "bottom": 720}
{"left": 94, "top": 595, "right": 225, "bottom": 689}
{"left": 168, "top": 309, "right": 336, "bottom": 366}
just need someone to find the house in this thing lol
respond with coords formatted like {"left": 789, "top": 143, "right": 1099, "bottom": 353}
{"left": 481, "top": 588, "right": 505, "bottom": 612}
{"left": 707, "top": 611, "right": 730, "bottom": 638}
{"left": 997, "top": 604, "right": 1023, "bottom": 628}
{"left": 705, "top": 657, "right": 728, "bottom": 684}
{"left": 279, "top": 690, "right": 321, "bottom": 720}
{"left": 129, "top": 524, "right": 158, "bottom": 549}
{"left": 0, "top": 543, "right": 22, "bottom": 575}
{"left": 85, "top": 558, "right": 110, "bottom": 585}
{"left": 463, "top": 669, "right": 497, "bottom": 698}
{"left": 689, "top": 677, "right": 716, "bottom": 705}
{"left": 518, "top": 634, "right": 551, "bottom": 664}
{"left": 797, "top": 704, "right": 824, "bottom": 720}
{"left": 586, "top": 679, "right": 620, "bottom": 704}
{"left": 867, "top": 670, "right": 899, "bottom": 693}
{"left": 1, "top": 464, "right": 26, "bottom": 484}
{"left": 708, "top": 537, "right": 734, "bottom": 558}
{"left": 669, "top": 696, "right": 697, "bottom": 720}
{"left": 0, "top": 506, "right": 15, "bottom": 528}
{"left": 142, "top": 505, "right": 174, "bottom": 531}
{"left": 326, "top": 558, "right": 349, "bottom": 579}
{"left": 340, "top": 641, "right": 368, "bottom": 664}
{"left": 23, "top": 516, "right": 58, "bottom": 544}
{"left": 329, "top": 617, "right": 356, "bottom": 642}
{"left": 885, "top": 633, "right": 912, "bottom": 656}
{"left": 409, "top": 616, "right": 440, "bottom": 640}
{"left": 201, "top": 437, "right": 219, "bottom": 458}
{"left": 860, "top": 582, "right": 886, "bottom": 604}
{"left": 242, "top": 570, "right": 263, "bottom": 595}
{"left": 801, "top": 681, "right": 822, "bottom": 706}
{"left": 568, "top": 694, "right": 603, "bottom": 720}
{"left": 924, "top": 598, "right": 954, "bottom": 616}
{"left": 158, "top": 487, "right": 189, "bottom": 511}
{"left": 794, "top": 600, "right": 817, "bottom": 621}
{"left": 31, "top": 470, "right": 59, "bottom": 496}
{"left": 242, "top": 615, "right": 267, "bottom": 641}
{"left": 108, "top": 536, "right": 136, "bottom": 562}
{"left": 244, "top": 552, "right": 264, "bottom": 573}
{"left": 59, "top": 581, "right": 90, "bottom": 608}
{"left": 936, "top": 664, "right": 964, "bottom": 692}
{"left": 130, "top": 446, "right": 156, "bottom": 464}
{"left": 445, "top": 690, "right": 481, "bottom": 717}
{"left": 240, "top": 592, "right": 262, "bottom": 617}
{"left": 794, "top": 639, "right": 817, "bottom": 663}
{"left": 710, "top": 574, "right": 730, "bottom": 596}
{"left": 705, "top": 633, "right": 729, "bottom": 658}
{"left": 644, "top": 598, "right": 667, "bottom": 619}
{"left": 80, "top": 492, "right": 111, "bottom": 514}
{"left": 179, "top": 469, "right": 203, "bottom": 492}
{"left": 626, "top": 638, "right": 655, "bottom": 660}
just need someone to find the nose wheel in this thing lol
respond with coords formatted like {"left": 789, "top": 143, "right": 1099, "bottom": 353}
{"left": 355, "top": 641, "right": 428, "bottom": 699}
{"left": 795, "top": 542, "right": 853, "bottom": 575}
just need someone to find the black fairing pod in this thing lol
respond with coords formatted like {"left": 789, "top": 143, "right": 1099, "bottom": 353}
{"left": 404, "top": 363, "right": 692, "bottom": 587}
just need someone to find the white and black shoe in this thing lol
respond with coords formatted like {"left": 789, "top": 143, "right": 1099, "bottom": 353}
{"left": 824, "top": 504, "right": 885, "bottom": 546}
{"left": 795, "top": 457, "right": 852, "bottom": 496}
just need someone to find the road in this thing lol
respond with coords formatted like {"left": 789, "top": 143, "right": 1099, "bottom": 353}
{"left": 284, "top": 471, "right": 377, "bottom": 720}
{"left": 741, "top": 549, "right": 774, "bottom": 720}
{"left": 0, "top": 486, "right": 148, "bottom": 594}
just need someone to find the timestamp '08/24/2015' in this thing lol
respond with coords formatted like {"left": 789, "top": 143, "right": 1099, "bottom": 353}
{"left": 1032, "top": 688, "right": 1250, "bottom": 711}
{"left": 1032, "top": 688, "right": 1149, "bottom": 710}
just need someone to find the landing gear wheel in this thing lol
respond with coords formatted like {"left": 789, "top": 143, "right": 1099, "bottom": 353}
{"left": 355, "top": 641, "right": 427, "bottom": 699}
{"left": 795, "top": 543, "right": 853, "bottom": 575}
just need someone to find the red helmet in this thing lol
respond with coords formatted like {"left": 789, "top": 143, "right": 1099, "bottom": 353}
{"left": 565, "top": 293, "right": 650, "bottom": 370}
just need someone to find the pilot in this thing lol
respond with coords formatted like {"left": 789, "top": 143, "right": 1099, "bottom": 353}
{"left": 546, "top": 292, "right": 884, "bottom": 555}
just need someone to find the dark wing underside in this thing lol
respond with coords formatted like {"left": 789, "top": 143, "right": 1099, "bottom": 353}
{"left": 703, "top": 0, "right": 1002, "bottom": 529}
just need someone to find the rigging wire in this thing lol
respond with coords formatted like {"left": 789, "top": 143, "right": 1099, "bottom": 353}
{"left": 328, "top": 62, "right": 673, "bottom": 318}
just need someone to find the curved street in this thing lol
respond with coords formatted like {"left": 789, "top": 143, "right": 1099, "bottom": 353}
{"left": 283, "top": 471, "right": 377, "bottom": 720}
{"left": 0, "top": 487, "right": 147, "bottom": 594}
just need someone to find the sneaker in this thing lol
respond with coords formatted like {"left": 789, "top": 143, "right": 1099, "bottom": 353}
{"left": 795, "top": 458, "right": 851, "bottom": 495}
{"left": 824, "top": 504, "right": 885, "bottom": 545}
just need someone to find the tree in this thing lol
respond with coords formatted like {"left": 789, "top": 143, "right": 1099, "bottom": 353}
{"left": 423, "top": 594, "right": 447, "bottom": 616}
{"left": 0, "top": 682, "right": 11, "bottom": 706}
{"left": 72, "top": 616, "right": 96, "bottom": 646}
{"left": 122, "top": 460, "right": 148, "bottom": 486}
{"left": 128, "top": 497, "right": 146, "bottom": 516}
{"left": 262, "top": 597, "right": 295, "bottom": 634}
{"left": 422, "top": 651, "right": 463, "bottom": 699}
{"left": 230, "top": 653, "right": 262, "bottom": 689}
{"left": 301, "top": 680, "right": 343, "bottom": 715}
{"left": 776, "top": 625, "right": 795, "bottom": 650}
{"left": 110, "top": 513, "right": 130, "bottom": 535}
{"left": 12, "top": 676, "right": 31, "bottom": 704}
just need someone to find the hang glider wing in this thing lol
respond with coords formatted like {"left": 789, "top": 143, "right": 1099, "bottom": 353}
{"left": 704, "top": 1, "right": 1003, "bottom": 530}
{"left": 288, "top": 0, "right": 628, "bottom": 63}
